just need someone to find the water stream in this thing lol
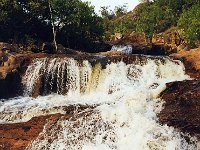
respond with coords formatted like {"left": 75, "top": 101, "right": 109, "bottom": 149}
{"left": 0, "top": 55, "right": 197, "bottom": 150}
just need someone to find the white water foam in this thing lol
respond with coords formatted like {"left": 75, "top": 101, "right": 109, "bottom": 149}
{"left": 0, "top": 56, "right": 197, "bottom": 149}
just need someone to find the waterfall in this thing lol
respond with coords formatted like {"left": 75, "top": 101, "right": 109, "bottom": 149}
{"left": 0, "top": 55, "right": 197, "bottom": 150}
{"left": 22, "top": 55, "right": 188, "bottom": 97}
{"left": 22, "top": 58, "right": 92, "bottom": 96}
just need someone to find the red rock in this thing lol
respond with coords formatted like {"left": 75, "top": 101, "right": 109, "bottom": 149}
{"left": 158, "top": 80, "right": 200, "bottom": 139}
{"left": 0, "top": 105, "right": 95, "bottom": 150}
{"left": 171, "top": 48, "right": 200, "bottom": 79}
{"left": 0, "top": 42, "right": 17, "bottom": 52}
{"left": 0, "top": 113, "right": 63, "bottom": 150}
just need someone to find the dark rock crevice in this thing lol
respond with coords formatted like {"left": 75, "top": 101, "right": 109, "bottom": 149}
{"left": 0, "top": 72, "right": 22, "bottom": 99}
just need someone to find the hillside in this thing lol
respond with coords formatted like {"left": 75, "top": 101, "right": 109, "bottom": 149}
{"left": 104, "top": 1, "right": 200, "bottom": 49}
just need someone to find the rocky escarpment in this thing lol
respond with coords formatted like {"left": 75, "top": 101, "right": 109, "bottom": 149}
{"left": 158, "top": 80, "right": 200, "bottom": 139}
{"left": 110, "top": 27, "right": 187, "bottom": 56}
{"left": 0, "top": 41, "right": 173, "bottom": 99}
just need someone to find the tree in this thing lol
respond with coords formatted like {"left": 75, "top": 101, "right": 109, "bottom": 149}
{"left": 178, "top": 4, "right": 200, "bottom": 47}
{"left": 48, "top": 0, "right": 57, "bottom": 51}
{"left": 49, "top": 0, "right": 104, "bottom": 49}
{"left": 135, "top": 2, "right": 175, "bottom": 42}
{"left": 100, "top": 6, "right": 114, "bottom": 19}
{"left": 0, "top": 0, "right": 51, "bottom": 44}
{"left": 0, "top": 0, "right": 104, "bottom": 51}
{"left": 114, "top": 4, "right": 128, "bottom": 17}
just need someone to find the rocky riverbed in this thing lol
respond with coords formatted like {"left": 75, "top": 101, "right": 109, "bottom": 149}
{"left": 0, "top": 42, "right": 200, "bottom": 149}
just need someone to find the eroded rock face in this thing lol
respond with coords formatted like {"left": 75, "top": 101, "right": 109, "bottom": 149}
{"left": 0, "top": 51, "right": 24, "bottom": 98}
{"left": 158, "top": 80, "right": 200, "bottom": 139}
{"left": 152, "top": 28, "right": 190, "bottom": 55}
{"left": 0, "top": 50, "right": 48, "bottom": 98}
{"left": 171, "top": 48, "right": 200, "bottom": 79}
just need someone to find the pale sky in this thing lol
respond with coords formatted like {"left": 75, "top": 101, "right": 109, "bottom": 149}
{"left": 82, "top": 0, "right": 140, "bottom": 13}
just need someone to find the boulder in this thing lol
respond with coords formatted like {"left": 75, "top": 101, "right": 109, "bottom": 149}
{"left": 0, "top": 52, "right": 18, "bottom": 79}
{"left": 0, "top": 42, "right": 17, "bottom": 52}
{"left": 0, "top": 51, "right": 25, "bottom": 98}
{"left": 171, "top": 48, "right": 200, "bottom": 79}
{"left": 112, "top": 32, "right": 147, "bottom": 46}
{"left": 158, "top": 80, "right": 200, "bottom": 139}
{"left": 152, "top": 27, "right": 189, "bottom": 55}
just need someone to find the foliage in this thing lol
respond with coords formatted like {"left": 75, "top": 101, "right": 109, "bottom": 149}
{"left": 100, "top": 6, "right": 115, "bottom": 19}
{"left": 135, "top": 2, "right": 175, "bottom": 41}
{"left": 0, "top": 0, "right": 200, "bottom": 50}
{"left": 114, "top": 5, "right": 128, "bottom": 17}
{"left": 100, "top": 4, "right": 134, "bottom": 39}
{"left": 154, "top": 0, "right": 200, "bottom": 18}
{"left": 0, "top": 0, "right": 104, "bottom": 51}
{"left": 49, "top": 0, "right": 104, "bottom": 49}
{"left": 0, "top": 0, "right": 51, "bottom": 44}
{"left": 114, "top": 18, "right": 135, "bottom": 35}
{"left": 102, "top": 0, "right": 200, "bottom": 45}
{"left": 178, "top": 4, "right": 200, "bottom": 47}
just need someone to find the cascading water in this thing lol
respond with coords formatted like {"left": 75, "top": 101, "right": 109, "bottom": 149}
{"left": 0, "top": 55, "right": 197, "bottom": 149}
{"left": 22, "top": 58, "right": 92, "bottom": 95}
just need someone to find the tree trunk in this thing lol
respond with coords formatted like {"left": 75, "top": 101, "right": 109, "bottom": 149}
{"left": 48, "top": 0, "right": 58, "bottom": 51}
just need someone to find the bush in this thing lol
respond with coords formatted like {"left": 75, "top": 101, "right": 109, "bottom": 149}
{"left": 135, "top": 2, "right": 175, "bottom": 42}
{"left": 178, "top": 5, "right": 200, "bottom": 47}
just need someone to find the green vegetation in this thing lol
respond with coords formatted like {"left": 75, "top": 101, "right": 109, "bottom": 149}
{"left": 0, "top": 0, "right": 199, "bottom": 51}
{"left": 0, "top": 0, "right": 104, "bottom": 51}
{"left": 178, "top": 4, "right": 200, "bottom": 47}
{"left": 135, "top": 2, "right": 175, "bottom": 42}
{"left": 103, "top": 0, "right": 200, "bottom": 46}
{"left": 100, "top": 4, "right": 135, "bottom": 40}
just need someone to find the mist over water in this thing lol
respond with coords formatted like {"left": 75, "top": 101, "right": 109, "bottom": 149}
{"left": 0, "top": 55, "right": 197, "bottom": 149}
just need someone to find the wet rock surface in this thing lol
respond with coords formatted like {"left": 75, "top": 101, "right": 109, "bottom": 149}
{"left": 0, "top": 114, "right": 62, "bottom": 150}
{"left": 0, "top": 51, "right": 48, "bottom": 99}
{"left": 0, "top": 105, "right": 95, "bottom": 150}
{"left": 1, "top": 42, "right": 200, "bottom": 148}
{"left": 158, "top": 80, "right": 200, "bottom": 139}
